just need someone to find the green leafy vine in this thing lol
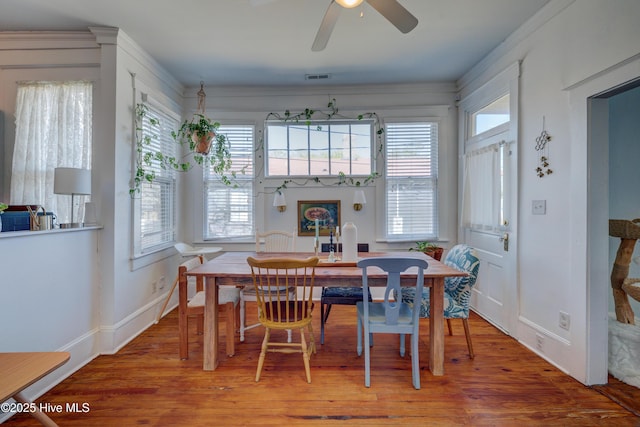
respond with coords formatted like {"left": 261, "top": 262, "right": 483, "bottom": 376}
{"left": 261, "top": 98, "right": 384, "bottom": 194}
{"left": 130, "top": 103, "right": 237, "bottom": 196}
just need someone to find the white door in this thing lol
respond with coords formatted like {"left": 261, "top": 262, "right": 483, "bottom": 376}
{"left": 458, "top": 64, "right": 519, "bottom": 335}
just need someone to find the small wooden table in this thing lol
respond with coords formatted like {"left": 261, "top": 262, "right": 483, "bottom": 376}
{"left": 0, "top": 352, "right": 70, "bottom": 427}
{"left": 187, "top": 251, "right": 467, "bottom": 375}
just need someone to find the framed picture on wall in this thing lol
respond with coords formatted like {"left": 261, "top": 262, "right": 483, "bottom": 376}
{"left": 297, "top": 200, "right": 341, "bottom": 236}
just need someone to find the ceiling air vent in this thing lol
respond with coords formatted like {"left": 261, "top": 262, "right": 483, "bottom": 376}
{"left": 305, "top": 73, "right": 331, "bottom": 81}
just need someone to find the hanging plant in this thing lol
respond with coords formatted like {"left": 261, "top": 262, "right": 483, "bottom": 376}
{"left": 171, "top": 113, "right": 228, "bottom": 156}
{"left": 174, "top": 113, "right": 219, "bottom": 155}
{"left": 129, "top": 104, "right": 234, "bottom": 196}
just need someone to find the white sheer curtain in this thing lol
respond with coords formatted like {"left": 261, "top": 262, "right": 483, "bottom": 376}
{"left": 461, "top": 143, "right": 501, "bottom": 232}
{"left": 10, "top": 81, "right": 92, "bottom": 223}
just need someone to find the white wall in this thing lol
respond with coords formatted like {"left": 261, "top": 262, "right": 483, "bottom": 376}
{"left": 90, "top": 27, "right": 185, "bottom": 349}
{"left": 458, "top": 0, "right": 640, "bottom": 384}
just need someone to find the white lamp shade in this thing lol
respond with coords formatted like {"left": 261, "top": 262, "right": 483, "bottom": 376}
{"left": 54, "top": 168, "right": 91, "bottom": 195}
{"left": 273, "top": 192, "right": 286, "bottom": 207}
{"left": 353, "top": 190, "right": 366, "bottom": 205}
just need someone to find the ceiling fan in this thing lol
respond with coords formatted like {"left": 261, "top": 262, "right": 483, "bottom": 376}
{"left": 312, "top": 0, "right": 418, "bottom": 51}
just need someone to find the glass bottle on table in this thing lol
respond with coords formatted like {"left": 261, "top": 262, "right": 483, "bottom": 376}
{"left": 328, "top": 230, "right": 336, "bottom": 262}
{"left": 314, "top": 218, "right": 320, "bottom": 255}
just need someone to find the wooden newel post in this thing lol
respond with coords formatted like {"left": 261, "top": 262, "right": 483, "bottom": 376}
{"left": 609, "top": 219, "right": 640, "bottom": 324}
{"left": 611, "top": 239, "right": 636, "bottom": 324}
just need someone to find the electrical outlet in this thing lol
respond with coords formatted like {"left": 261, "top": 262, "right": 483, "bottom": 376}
{"left": 532, "top": 200, "right": 546, "bottom": 215}
{"left": 158, "top": 276, "right": 166, "bottom": 291}
{"left": 559, "top": 311, "right": 570, "bottom": 330}
{"left": 535, "top": 333, "right": 545, "bottom": 352}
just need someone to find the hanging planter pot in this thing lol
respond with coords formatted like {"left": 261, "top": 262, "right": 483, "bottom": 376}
{"left": 173, "top": 113, "right": 219, "bottom": 154}
{"left": 191, "top": 131, "right": 215, "bottom": 155}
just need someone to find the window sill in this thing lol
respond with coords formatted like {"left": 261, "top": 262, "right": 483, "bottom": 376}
{"left": 130, "top": 244, "right": 176, "bottom": 271}
{"left": 0, "top": 225, "right": 102, "bottom": 239}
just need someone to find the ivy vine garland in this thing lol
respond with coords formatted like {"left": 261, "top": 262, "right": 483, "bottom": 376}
{"left": 130, "top": 98, "right": 385, "bottom": 197}
{"left": 261, "top": 98, "right": 384, "bottom": 194}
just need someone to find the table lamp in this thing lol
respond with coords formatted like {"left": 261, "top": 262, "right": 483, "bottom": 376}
{"left": 54, "top": 167, "right": 91, "bottom": 228}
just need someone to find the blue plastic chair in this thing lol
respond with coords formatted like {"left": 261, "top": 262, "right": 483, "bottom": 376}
{"left": 356, "top": 257, "right": 428, "bottom": 390}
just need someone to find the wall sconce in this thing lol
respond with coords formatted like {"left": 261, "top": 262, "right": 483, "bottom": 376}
{"left": 353, "top": 190, "right": 366, "bottom": 211}
{"left": 54, "top": 167, "right": 91, "bottom": 228}
{"left": 273, "top": 191, "right": 287, "bottom": 213}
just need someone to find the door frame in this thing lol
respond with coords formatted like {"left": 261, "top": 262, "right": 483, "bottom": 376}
{"left": 566, "top": 55, "right": 640, "bottom": 384}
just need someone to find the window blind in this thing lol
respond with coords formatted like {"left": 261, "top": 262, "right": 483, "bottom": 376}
{"left": 140, "top": 105, "right": 178, "bottom": 252}
{"left": 385, "top": 122, "right": 438, "bottom": 240}
{"left": 204, "top": 125, "right": 254, "bottom": 240}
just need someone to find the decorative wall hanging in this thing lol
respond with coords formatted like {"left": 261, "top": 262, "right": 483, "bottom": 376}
{"left": 535, "top": 116, "right": 553, "bottom": 178}
{"left": 297, "top": 200, "right": 341, "bottom": 236}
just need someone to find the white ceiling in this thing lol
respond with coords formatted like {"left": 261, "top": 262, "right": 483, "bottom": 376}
{"left": 0, "top": 0, "right": 550, "bottom": 87}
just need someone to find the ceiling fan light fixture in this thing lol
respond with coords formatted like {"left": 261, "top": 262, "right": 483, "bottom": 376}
{"left": 335, "top": 0, "right": 364, "bottom": 9}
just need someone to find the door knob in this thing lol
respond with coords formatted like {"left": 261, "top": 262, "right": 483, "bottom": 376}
{"left": 499, "top": 233, "right": 509, "bottom": 251}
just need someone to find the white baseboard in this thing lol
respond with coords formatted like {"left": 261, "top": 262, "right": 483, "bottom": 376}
{"left": 99, "top": 294, "right": 168, "bottom": 354}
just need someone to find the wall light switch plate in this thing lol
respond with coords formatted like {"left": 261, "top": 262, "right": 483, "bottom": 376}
{"left": 532, "top": 200, "right": 546, "bottom": 215}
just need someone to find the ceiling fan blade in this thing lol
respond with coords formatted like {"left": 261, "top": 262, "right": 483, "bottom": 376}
{"left": 366, "top": 0, "right": 418, "bottom": 33}
{"left": 312, "top": 1, "right": 342, "bottom": 52}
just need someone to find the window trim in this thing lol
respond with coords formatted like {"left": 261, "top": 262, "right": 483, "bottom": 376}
{"left": 264, "top": 119, "right": 375, "bottom": 178}
{"left": 382, "top": 119, "right": 440, "bottom": 242}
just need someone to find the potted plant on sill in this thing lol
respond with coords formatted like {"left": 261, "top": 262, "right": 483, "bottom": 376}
{"left": 0, "top": 202, "right": 7, "bottom": 232}
{"left": 410, "top": 241, "right": 444, "bottom": 261}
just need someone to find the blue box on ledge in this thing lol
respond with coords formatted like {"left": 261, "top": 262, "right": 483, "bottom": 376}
{"left": 1, "top": 211, "right": 31, "bottom": 232}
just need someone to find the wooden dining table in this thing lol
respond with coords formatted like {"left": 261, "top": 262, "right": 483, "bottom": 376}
{"left": 187, "top": 251, "right": 467, "bottom": 375}
{"left": 0, "top": 351, "right": 70, "bottom": 426}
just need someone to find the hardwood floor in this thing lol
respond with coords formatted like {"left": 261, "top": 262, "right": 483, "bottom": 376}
{"left": 4, "top": 305, "right": 638, "bottom": 426}
{"left": 593, "top": 375, "right": 640, "bottom": 417}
